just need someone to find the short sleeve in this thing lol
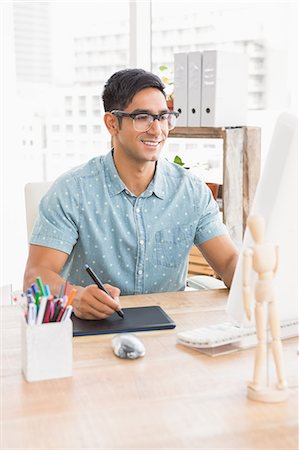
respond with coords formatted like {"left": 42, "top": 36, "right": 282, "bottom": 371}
{"left": 193, "top": 180, "right": 227, "bottom": 246}
{"left": 30, "top": 176, "right": 80, "bottom": 254}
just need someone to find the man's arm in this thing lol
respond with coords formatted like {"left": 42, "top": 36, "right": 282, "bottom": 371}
{"left": 23, "top": 244, "right": 121, "bottom": 320}
{"left": 197, "top": 235, "right": 239, "bottom": 288}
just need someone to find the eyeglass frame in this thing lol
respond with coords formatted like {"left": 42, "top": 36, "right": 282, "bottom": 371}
{"left": 110, "top": 109, "right": 180, "bottom": 132}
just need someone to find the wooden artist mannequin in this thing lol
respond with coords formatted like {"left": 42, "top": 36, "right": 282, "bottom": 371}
{"left": 243, "top": 215, "right": 288, "bottom": 402}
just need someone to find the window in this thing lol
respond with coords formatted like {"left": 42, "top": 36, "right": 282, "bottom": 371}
{"left": 93, "top": 125, "right": 101, "bottom": 134}
{"left": 65, "top": 96, "right": 72, "bottom": 107}
{"left": 79, "top": 125, "right": 87, "bottom": 134}
{"left": 151, "top": 2, "right": 296, "bottom": 112}
{"left": 78, "top": 96, "right": 86, "bottom": 108}
{"left": 92, "top": 95, "right": 99, "bottom": 107}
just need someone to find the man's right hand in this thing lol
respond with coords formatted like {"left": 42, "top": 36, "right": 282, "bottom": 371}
{"left": 72, "top": 284, "right": 122, "bottom": 320}
{"left": 24, "top": 245, "right": 122, "bottom": 320}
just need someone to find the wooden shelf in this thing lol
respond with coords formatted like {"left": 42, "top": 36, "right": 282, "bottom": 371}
{"left": 170, "top": 126, "right": 261, "bottom": 276}
{"left": 188, "top": 245, "right": 216, "bottom": 277}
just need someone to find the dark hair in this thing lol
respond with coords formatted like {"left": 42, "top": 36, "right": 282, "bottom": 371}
{"left": 102, "top": 68, "right": 166, "bottom": 112}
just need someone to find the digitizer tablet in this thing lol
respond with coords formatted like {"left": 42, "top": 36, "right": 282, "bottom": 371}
{"left": 72, "top": 305, "right": 176, "bottom": 336}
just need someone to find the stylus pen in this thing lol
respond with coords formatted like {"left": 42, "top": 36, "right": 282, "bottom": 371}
{"left": 84, "top": 264, "right": 124, "bottom": 318}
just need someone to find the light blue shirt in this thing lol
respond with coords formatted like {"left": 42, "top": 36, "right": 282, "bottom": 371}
{"left": 31, "top": 150, "right": 227, "bottom": 295}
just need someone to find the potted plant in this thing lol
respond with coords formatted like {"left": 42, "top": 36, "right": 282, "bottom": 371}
{"left": 173, "top": 155, "right": 219, "bottom": 200}
{"left": 159, "top": 65, "right": 174, "bottom": 110}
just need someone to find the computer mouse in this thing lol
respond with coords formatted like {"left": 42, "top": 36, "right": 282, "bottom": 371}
{"left": 112, "top": 333, "right": 145, "bottom": 360}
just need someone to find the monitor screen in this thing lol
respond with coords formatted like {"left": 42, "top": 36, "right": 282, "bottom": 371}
{"left": 227, "top": 112, "right": 298, "bottom": 324}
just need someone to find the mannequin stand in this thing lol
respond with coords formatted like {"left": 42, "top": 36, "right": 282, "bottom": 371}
{"left": 247, "top": 384, "right": 289, "bottom": 403}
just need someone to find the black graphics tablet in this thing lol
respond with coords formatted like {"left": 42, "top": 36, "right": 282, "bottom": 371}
{"left": 72, "top": 305, "right": 176, "bottom": 336}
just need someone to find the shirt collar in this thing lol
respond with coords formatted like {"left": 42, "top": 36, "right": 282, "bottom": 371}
{"left": 149, "top": 159, "right": 166, "bottom": 199}
{"left": 103, "top": 149, "right": 166, "bottom": 199}
{"left": 103, "top": 150, "right": 127, "bottom": 197}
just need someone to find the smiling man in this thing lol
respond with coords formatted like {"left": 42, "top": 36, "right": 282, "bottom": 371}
{"left": 23, "top": 68, "right": 238, "bottom": 320}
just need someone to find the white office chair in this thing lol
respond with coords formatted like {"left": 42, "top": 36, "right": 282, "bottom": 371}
{"left": 10, "top": 182, "right": 53, "bottom": 304}
{"left": 25, "top": 181, "right": 53, "bottom": 241}
{"left": 24, "top": 181, "right": 224, "bottom": 290}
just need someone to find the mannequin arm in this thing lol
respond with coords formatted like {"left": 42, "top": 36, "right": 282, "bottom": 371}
{"left": 243, "top": 248, "right": 253, "bottom": 321}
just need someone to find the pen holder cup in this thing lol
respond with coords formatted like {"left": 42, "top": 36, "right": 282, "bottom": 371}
{"left": 21, "top": 318, "right": 73, "bottom": 382}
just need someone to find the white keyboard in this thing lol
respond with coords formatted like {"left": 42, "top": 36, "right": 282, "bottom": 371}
{"left": 177, "top": 318, "right": 299, "bottom": 350}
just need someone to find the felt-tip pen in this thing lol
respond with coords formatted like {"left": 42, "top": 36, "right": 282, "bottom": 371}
{"left": 84, "top": 264, "right": 124, "bottom": 318}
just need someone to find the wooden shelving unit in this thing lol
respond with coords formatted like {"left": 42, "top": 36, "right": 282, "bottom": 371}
{"left": 169, "top": 126, "right": 261, "bottom": 276}
{"left": 188, "top": 246, "right": 216, "bottom": 277}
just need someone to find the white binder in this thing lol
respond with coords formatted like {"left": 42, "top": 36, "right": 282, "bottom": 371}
{"left": 201, "top": 50, "right": 248, "bottom": 127}
{"left": 174, "top": 53, "right": 188, "bottom": 127}
{"left": 187, "top": 51, "right": 202, "bottom": 127}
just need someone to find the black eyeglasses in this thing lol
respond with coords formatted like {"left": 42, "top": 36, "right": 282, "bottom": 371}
{"left": 111, "top": 110, "right": 180, "bottom": 132}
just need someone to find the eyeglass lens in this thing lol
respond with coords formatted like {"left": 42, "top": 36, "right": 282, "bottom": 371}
{"left": 133, "top": 114, "right": 176, "bottom": 132}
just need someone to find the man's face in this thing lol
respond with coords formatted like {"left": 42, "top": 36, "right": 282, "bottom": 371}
{"left": 114, "top": 87, "right": 169, "bottom": 164}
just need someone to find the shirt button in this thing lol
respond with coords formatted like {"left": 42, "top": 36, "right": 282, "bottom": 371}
{"left": 138, "top": 270, "right": 143, "bottom": 275}
{"left": 136, "top": 208, "right": 140, "bottom": 213}
{"left": 140, "top": 240, "right": 144, "bottom": 245}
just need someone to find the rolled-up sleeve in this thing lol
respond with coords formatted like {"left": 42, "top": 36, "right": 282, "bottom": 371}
{"left": 30, "top": 176, "right": 80, "bottom": 254}
{"left": 193, "top": 180, "right": 227, "bottom": 246}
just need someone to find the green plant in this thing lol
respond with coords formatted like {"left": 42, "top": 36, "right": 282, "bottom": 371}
{"left": 173, "top": 155, "right": 185, "bottom": 167}
{"left": 173, "top": 155, "right": 219, "bottom": 199}
{"left": 159, "top": 65, "right": 173, "bottom": 101}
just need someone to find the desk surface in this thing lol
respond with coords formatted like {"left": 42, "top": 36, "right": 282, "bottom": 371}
{"left": 1, "top": 290, "right": 298, "bottom": 449}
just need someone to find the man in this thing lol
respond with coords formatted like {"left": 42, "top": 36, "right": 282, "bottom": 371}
{"left": 23, "top": 68, "right": 238, "bottom": 320}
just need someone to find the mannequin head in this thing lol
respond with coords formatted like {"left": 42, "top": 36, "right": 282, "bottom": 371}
{"left": 247, "top": 215, "right": 265, "bottom": 244}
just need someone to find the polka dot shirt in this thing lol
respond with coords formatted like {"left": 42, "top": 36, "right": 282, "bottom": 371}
{"left": 30, "top": 151, "right": 227, "bottom": 295}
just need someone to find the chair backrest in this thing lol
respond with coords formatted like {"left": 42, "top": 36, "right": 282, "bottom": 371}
{"left": 24, "top": 181, "right": 53, "bottom": 241}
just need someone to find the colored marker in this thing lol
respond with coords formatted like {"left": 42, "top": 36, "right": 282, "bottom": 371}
{"left": 52, "top": 303, "right": 62, "bottom": 322}
{"left": 36, "top": 297, "right": 47, "bottom": 325}
{"left": 35, "top": 291, "right": 41, "bottom": 308}
{"left": 42, "top": 298, "right": 53, "bottom": 323}
{"left": 61, "top": 305, "right": 73, "bottom": 322}
{"left": 31, "top": 283, "right": 38, "bottom": 297}
{"left": 65, "top": 288, "right": 77, "bottom": 307}
{"left": 44, "top": 284, "right": 51, "bottom": 297}
{"left": 36, "top": 277, "right": 46, "bottom": 297}
{"left": 56, "top": 307, "right": 65, "bottom": 322}
{"left": 27, "top": 303, "right": 37, "bottom": 326}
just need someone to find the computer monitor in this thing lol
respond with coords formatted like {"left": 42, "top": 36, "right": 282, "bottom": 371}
{"left": 227, "top": 112, "right": 298, "bottom": 324}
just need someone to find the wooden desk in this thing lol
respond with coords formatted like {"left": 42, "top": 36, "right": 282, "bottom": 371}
{"left": 1, "top": 290, "right": 298, "bottom": 449}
